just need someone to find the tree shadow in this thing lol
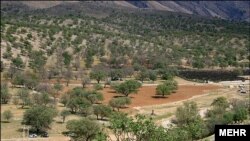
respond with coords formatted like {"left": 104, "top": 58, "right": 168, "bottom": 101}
{"left": 56, "top": 121, "right": 64, "bottom": 124}
{"left": 1, "top": 121, "right": 10, "bottom": 123}
{"left": 113, "top": 95, "right": 125, "bottom": 98}
{"left": 107, "top": 90, "right": 117, "bottom": 93}
{"left": 151, "top": 95, "right": 168, "bottom": 98}
{"left": 97, "top": 118, "right": 109, "bottom": 121}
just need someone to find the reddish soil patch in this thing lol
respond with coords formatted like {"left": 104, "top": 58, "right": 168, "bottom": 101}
{"left": 101, "top": 84, "right": 221, "bottom": 108}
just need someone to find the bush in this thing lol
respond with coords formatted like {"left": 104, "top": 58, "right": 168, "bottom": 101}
{"left": 175, "top": 101, "right": 200, "bottom": 125}
{"left": 211, "top": 97, "right": 229, "bottom": 110}
{"left": 233, "top": 106, "right": 248, "bottom": 122}
{"left": 94, "top": 84, "right": 103, "bottom": 90}
{"left": 2, "top": 110, "right": 13, "bottom": 122}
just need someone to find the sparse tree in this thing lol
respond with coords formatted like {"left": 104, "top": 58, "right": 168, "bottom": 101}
{"left": 1, "top": 83, "right": 11, "bottom": 104}
{"left": 12, "top": 97, "right": 19, "bottom": 108}
{"left": 60, "top": 109, "right": 71, "bottom": 123}
{"left": 64, "top": 67, "right": 72, "bottom": 86}
{"left": 81, "top": 76, "right": 91, "bottom": 88}
{"left": 17, "top": 88, "right": 31, "bottom": 108}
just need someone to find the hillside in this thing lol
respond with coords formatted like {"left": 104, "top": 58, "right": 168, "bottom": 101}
{"left": 1, "top": 1, "right": 249, "bottom": 72}
{"left": 1, "top": 1, "right": 250, "bottom": 21}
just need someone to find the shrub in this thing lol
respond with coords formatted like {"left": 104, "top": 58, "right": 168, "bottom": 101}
{"left": 2, "top": 110, "right": 13, "bottom": 122}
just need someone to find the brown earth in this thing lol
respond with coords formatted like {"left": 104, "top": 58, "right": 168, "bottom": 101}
{"left": 101, "top": 84, "right": 221, "bottom": 108}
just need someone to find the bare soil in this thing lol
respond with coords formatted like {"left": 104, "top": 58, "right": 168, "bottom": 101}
{"left": 101, "top": 84, "right": 221, "bottom": 108}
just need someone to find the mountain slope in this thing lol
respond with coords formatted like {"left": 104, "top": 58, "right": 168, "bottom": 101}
{"left": 4, "top": 1, "right": 248, "bottom": 22}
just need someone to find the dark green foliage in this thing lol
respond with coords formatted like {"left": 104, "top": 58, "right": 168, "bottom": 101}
{"left": 62, "top": 51, "right": 72, "bottom": 66}
{"left": 178, "top": 69, "right": 243, "bottom": 81}
{"left": 233, "top": 104, "right": 248, "bottom": 122}
{"left": 0, "top": 61, "right": 4, "bottom": 72}
{"left": 11, "top": 56, "right": 24, "bottom": 68}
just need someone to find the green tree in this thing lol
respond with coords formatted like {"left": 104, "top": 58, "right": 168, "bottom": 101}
{"left": 109, "top": 97, "right": 131, "bottom": 111}
{"left": 90, "top": 70, "right": 107, "bottom": 84}
{"left": 2, "top": 110, "right": 13, "bottom": 122}
{"left": 114, "top": 80, "right": 141, "bottom": 97}
{"left": 156, "top": 80, "right": 178, "bottom": 97}
{"left": 29, "top": 51, "right": 47, "bottom": 72}
{"left": 84, "top": 91, "right": 104, "bottom": 104}
{"left": 156, "top": 83, "right": 172, "bottom": 97}
{"left": 60, "top": 109, "right": 71, "bottom": 123}
{"left": 93, "top": 105, "right": 112, "bottom": 120}
{"left": 62, "top": 51, "right": 72, "bottom": 66}
{"left": 67, "top": 97, "right": 91, "bottom": 114}
{"left": 66, "top": 118, "right": 102, "bottom": 141}
{"left": 22, "top": 106, "right": 57, "bottom": 133}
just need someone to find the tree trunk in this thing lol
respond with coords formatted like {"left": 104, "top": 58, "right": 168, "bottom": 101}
{"left": 62, "top": 117, "right": 65, "bottom": 123}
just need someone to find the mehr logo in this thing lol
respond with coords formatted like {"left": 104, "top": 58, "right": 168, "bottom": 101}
{"left": 215, "top": 125, "right": 250, "bottom": 141}
{"left": 219, "top": 129, "right": 246, "bottom": 136}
